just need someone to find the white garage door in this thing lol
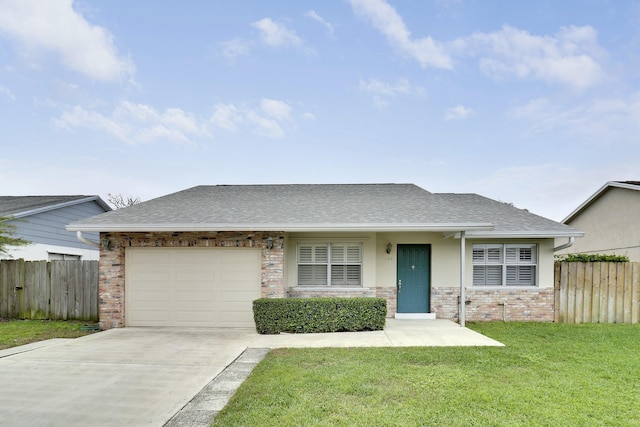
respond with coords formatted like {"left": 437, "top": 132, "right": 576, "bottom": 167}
{"left": 125, "top": 247, "right": 261, "bottom": 327}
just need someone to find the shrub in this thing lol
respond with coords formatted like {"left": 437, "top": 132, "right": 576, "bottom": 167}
{"left": 556, "top": 253, "right": 629, "bottom": 263}
{"left": 253, "top": 297, "right": 387, "bottom": 334}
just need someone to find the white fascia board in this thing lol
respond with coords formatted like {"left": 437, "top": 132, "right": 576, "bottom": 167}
{"left": 460, "top": 230, "right": 585, "bottom": 239}
{"left": 67, "top": 222, "right": 495, "bottom": 233}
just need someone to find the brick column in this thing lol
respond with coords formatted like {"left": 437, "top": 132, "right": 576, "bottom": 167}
{"left": 98, "top": 233, "right": 125, "bottom": 329}
{"left": 261, "top": 232, "right": 286, "bottom": 298}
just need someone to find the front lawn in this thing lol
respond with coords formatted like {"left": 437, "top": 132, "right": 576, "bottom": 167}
{"left": 213, "top": 322, "right": 640, "bottom": 426}
{"left": 0, "top": 319, "right": 99, "bottom": 350}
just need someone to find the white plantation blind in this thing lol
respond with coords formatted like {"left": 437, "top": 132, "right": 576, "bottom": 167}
{"left": 473, "top": 245, "right": 503, "bottom": 264}
{"left": 299, "top": 265, "right": 328, "bottom": 286}
{"left": 298, "top": 244, "right": 328, "bottom": 263}
{"left": 505, "top": 244, "right": 536, "bottom": 286}
{"left": 298, "top": 244, "right": 330, "bottom": 285}
{"left": 472, "top": 244, "right": 537, "bottom": 286}
{"left": 298, "top": 243, "right": 362, "bottom": 286}
{"left": 473, "top": 265, "right": 502, "bottom": 286}
{"left": 330, "top": 244, "right": 362, "bottom": 263}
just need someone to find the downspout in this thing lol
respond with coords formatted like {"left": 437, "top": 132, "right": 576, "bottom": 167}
{"left": 460, "top": 231, "right": 466, "bottom": 328}
{"left": 554, "top": 237, "right": 575, "bottom": 252}
{"left": 76, "top": 231, "right": 100, "bottom": 248}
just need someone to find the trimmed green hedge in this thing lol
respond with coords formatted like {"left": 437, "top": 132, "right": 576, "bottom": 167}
{"left": 253, "top": 297, "right": 387, "bottom": 334}
{"left": 556, "top": 253, "right": 629, "bottom": 262}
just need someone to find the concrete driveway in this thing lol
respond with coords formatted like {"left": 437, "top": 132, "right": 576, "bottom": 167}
{"left": 0, "top": 320, "right": 502, "bottom": 426}
{"left": 0, "top": 327, "right": 257, "bottom": 427}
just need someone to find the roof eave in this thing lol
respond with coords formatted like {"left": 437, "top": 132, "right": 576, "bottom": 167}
{"left": 66, "top": 222, "right": 495, "bottom": 233}
{"left": 11, "top": 196, "right": 111, "bottom": 218}
{"left": 461, "top": 230, "right": 584, "bottom": 239}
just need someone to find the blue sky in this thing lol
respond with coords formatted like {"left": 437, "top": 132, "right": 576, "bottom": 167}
{"left": 1, "top": 0, "right": 639, "bottom": 221}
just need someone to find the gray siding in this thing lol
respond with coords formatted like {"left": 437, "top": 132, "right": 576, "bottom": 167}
{"left": 9, "top": 201, "right": 106, "bottom": 250}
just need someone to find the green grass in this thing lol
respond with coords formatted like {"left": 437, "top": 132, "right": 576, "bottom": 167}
{"left": 0, "top": 319, "right": 99, "bottom": 350}
{"left": 213, "top": 322, "right": 640, "bottom": 426}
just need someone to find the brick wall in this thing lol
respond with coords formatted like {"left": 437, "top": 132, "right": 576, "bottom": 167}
{"left": 432, "top": 287, "right": 555, "bottom": 322}
{"left": 98, "top": 231, "right": 285, "bottom": 329}
{"left": 375, "top": 287, "right": 397, "bottom": 317}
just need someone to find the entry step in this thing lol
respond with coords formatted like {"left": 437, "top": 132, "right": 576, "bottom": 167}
{"left": 394, "top": 313, "right": 436, "bottom": 320}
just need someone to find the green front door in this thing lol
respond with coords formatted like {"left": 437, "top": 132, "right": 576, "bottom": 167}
{"left": 396, "top": 244, "right": 431, "bottom": 313}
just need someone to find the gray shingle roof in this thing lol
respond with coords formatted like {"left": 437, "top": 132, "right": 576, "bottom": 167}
{"left": 0, "top": 195, "right": 109, "bottom": 217}
{"left": 67, "top": 184, "right": 581, "bottom": 237}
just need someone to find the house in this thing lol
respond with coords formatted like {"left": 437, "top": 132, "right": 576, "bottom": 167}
{"left": 557, "top": 181, "right": 640, "bottom": 261}
{"left": 66, "top": 184, "right": 582, "bottom": 330}
{"left": 1, "top": 195, "right": 111, "bottom": 261}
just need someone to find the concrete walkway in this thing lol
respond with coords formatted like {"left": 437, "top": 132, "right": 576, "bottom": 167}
{"left": 251, "top": 319, "right": 504, "bottom": 348}
{"left": 0, "top": 319, "right": 502, "bottom": 427}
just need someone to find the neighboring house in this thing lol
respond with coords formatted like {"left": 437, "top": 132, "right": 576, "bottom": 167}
{"left": 1, "top": 195, "right": 111, "bottom": 261}
{"left": 557, "top": 181, "right": 640, "bottom": 262}
{"left": 67, "top": 184, "right": 582, "bottom": 330}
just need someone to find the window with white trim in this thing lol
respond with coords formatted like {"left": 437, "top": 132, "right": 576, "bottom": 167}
{"left": 472, "top": 244, "right": 537, "bottom": 286}
{"left": 298, "top": 243, "right": 362, "bottom": 286}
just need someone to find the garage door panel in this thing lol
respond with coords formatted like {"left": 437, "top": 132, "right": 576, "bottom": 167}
{"left": 174, "top": 310, "right": 216, "bottom": 322}
{"left": 130, "top": 289, "right": 171, "bottom": 302}
{"left": 129, "top": 251, "right": 172, "bottom": 264}
{"left": 126, "top": 247, "right": 261, "bottom": 327}
{"left": 220, "top": 289, "right": 259, "bottom": 301}
{"left": 172, "top": 250, "right": 219, "bottom": 263}
{"left": 174, "top": 291, "right": 215, "bottom": 303}
{"left": 216, "top": 249, "right": 260, "bottom": 261}
{"left": 219, "top": 270, "right": 260, "bottom": 282}
{"left": 175, "top": 271, "right": 215, "bottom": 282}
{"left": 128, "top": 310, "right": 171, "bottom": 323}
{"left": 129, "top": 271, "right": 172, "bottom": 282}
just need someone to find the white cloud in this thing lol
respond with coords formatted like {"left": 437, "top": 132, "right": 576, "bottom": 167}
{"left": 305, "top": 10, "right": 335, "bottom": 36}
{"left": 219, "top": 38, "right": 253, "bottom": 59}
{"left": 210, "top": 104, "right": 243, "bottom": 131}
{"left": 445, "top": 105, "right": 472, "bottom": 120}
{"left": 348, "top": 0, "right": 453, "bottom": 69}
{"left": 261, "top": 98, "right": 292, "bottom": 121}
{"left": 57, "top": 98, "right": 304, "bottom": 143}
{"left": 359, "top": 77, "right": 423, "bottom": 108}
{"left": 457, "top": 25, "right": 605, "bottom": 89}
{"left": 359, "top": 78, "right": 410, "bottom": 96}
{"left": 0, "top": 0, "right": 135, "bottom": 82}
{"left": 512, "top": 93, "right": 640, "bottom": 144}
{"left": 210, "top": 98, "right": 297, "bottom": 139}
{"left": 246, "top": 111, "right": 285, "bottom": 139}
{"left": 252, "top": 18, "right": 303, "bottom": 48}
{"left": 348, "top": 1, "right": 606, "bottom": 89}
{"left": 54, "top": 101, "right": 208, "bottom": 144}
{"left": 0, "top": 85, "right": 15, "bottom": 100}
{"left": 300, "top": 112, "right": 316, "bottom": 121}
{"left": 221, "top": 16, "right": 313, "bottom": 59}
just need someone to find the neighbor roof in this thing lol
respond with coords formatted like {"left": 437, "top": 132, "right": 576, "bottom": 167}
{"left": 67, "top": 184, "right": 580, "bottom": 237}
{"left": 562, "top": 181, "right": 640, "bottom": 224}
{"left": 0, "top": 195, "right": 111, "bottom": 218}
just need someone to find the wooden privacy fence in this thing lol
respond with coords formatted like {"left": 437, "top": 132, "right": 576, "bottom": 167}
{"left": 0, "top": 259, "right": 98, "bottom": 321}
{"left": 555, "top": 262, "right": 640, "bottom": 324}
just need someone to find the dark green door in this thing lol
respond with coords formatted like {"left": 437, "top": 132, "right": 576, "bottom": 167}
{"left": 397, "top": 244, "right": 431, "bottom": 313}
